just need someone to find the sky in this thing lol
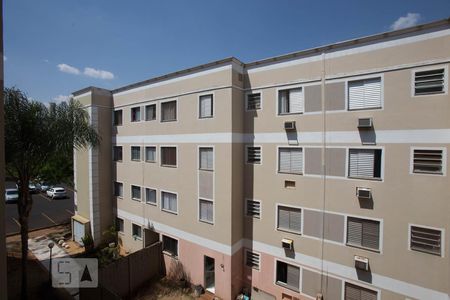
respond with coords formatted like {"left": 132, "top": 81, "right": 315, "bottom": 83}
{"left": 3, "top": 0, "right": 450, "bottom": 104}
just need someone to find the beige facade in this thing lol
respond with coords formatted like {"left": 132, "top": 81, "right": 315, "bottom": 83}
{"left": 73, "top": 19, "right": 450, "bottom": 300}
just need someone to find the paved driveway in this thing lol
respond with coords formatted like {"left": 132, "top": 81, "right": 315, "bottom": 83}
{"left": 4, "top": 181, "right": 75, "bottom": 235}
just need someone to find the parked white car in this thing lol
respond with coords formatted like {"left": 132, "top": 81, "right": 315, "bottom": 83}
{"left": 36, "top": 182, "right": 52, "bottom": 192}
{"left": 5, "top": 188, "right": 19, "bottom": 203}
{"left": 46, "top": 187, "right": 67, "bottom": 199}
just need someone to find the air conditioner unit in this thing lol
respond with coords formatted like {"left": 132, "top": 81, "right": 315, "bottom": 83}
{"left": 358, "top": 117, "right": 373, "bottom": 128}
{"left": 354, "top": 255, "right": 369, "bottom": 271}
{"left": 281, "top": 238, "right": 293, "bottom": 250}
{"left": 356, "top": 187, "right": 372, "bottom": 199}
{"left": 284, "top": 121, "right": 296, "bottom": 131}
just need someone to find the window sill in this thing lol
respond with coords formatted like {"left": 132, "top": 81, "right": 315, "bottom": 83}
{"left": 162, "top": 251, "right": 178, "bottom": 259}
{"left": 277, "top": 112, "right": 303, "bottom": 116}
{"left": 162, "top": 209, "right": 178, "bottom": 215}
{"left": 146, "top": 202, "right": 157, "bottom": 206}
{"left": 145, "top": 119, "right": 156, "bottom": 122}
{"left": 347, "top": 107, "right": 382, "bottom": 111}
{"left": 275, "top": 281, "right": 299, "bottom": 293}
{"left": 347, "top": 176, "right": 382, "bottom": 181}
{"left": 278, "top": 171, "right": 303, "bottom": 175}
{"left": 199, "top": 219, "right": 214, "bottom": 225}
{"left": 116, "top": 196, "right": 123, "bottom": 200}
{"left": 412, "top": 171, "right": 443, "bottom": 176}
{"left": 161, "top": 119, "right": 177, "bottom": 122}
{"left": 277, "top": 228, "right": 302, "bottom": 236}
{"left": 131, "top": 159, "right": 141, "bottom": 162}
{"left": 145, "top": 160, "right": 157, "bottom": 163}
{"left": 410, "top": 247, "right": 442, "bottom": 257}
{"left": 199, "top": 116, "right": 214, "bottom": 119}
{"left": 346, "top": 243, "right": 380, "bottom": 253}
{"left": 161, "top": 164, "right": 177, "bottom": 168}
{"left": 132, "top": 235, "right": 142, "bottom": 241}
{"left": 199, "top": 168, "right": 214, "bottom": 172}
{"left": 131, "top": 198, "right": 141, "bottom": 202}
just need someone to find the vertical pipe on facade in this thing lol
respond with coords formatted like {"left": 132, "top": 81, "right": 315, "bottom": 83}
{"left": 319, "top": 52, "right": 327, "bottom": 293}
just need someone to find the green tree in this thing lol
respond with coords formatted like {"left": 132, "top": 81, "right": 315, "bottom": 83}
{"left": 4, "top": 88, "right": 100, "bottom": 299}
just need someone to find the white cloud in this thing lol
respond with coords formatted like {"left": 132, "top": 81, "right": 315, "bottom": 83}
{"left": 390, "top": 13, "right": 421, "bottom": 31}
{"left": 43, "top": 59, "right": 49, "bottom": 63}
{"left": 83, "top": 67, "right": 115, "bottom": 80}
{"left": 52, "top": 95, "right": 71, "bottom": 104}
{"left": 57, "top": 63, "right": 81, "bottom": 75}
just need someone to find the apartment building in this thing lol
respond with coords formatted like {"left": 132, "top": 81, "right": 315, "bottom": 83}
{"left": 72, "top": 18, "right": 450, "bottom": 300}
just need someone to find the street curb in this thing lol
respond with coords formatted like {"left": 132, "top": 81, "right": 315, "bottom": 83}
{"left": 6, "top": 222, "right": 71, "bottom": 238}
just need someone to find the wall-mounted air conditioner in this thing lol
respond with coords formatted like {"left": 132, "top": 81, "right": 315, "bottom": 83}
{"left": 354, "top": 255, "right": 369, "bottom": 271}
{"left": 356, "top": 187, "right": 372, "bottom": 199}
{"left": 284, "top": 121, "right": 296, "bottom": 131}
{"left": 281, "top": 238, "right": 293, "bottom": 250}
{"left": 358, "top": 117, "right": 373, "bottom": 128}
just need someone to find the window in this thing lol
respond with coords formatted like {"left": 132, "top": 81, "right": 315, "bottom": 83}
{"left": 278, "top": 88, "right": 303, "bottom": 114}
{"left": 116, "top": 218, "right": 124, "bottom": 233}
{"left": 278, "top": 148, "right": 303, "bottom": 174}
{"left": 113, "top": 146, "right": 123, "bottom": 161}
{"left": 162, "top": 235, "right": 178, "bottom": 257}
{"left": 145, "top": 104, "right": 156, "bottom": 121}
{"left": 113, "top": 110, "right": 123, "bottom": 126}
{"left": 414, "top": 68, "right": 445, "bottom": 95}
{"left": 131, "top": 185, "right": 141, "bottom": 201}
{"left": 412, "top": 149, "right": 444, "bottom": 175}
{"left": 145, "top": 188, "right": 157, "bottom": 205}
{"left": 199, "top": 199, "right": 214, "bottom": 224}
{"left": 276, "top": 261, "right": 300, "bottom": 291}
{"left": 246, "top": 146, "right": 261, "bottom": 164}
{"left": 114, "top": 182, "right": 123, "bottom": 197}
{"left": 161, "top": 147, "right": 177, "bottom": 166}
{"left": 145, "top": 146, "right": 156, "bottom": 162}
{"left": 161, "top": 100, "right": 177, "bottom": 122}
{"left": 161, "top": 191, "right": 177, "bottom": 213}
{"left": 347, "top": 217, "right": 380, "bottom": 251}
{"left": 131, "top": 107, "right": 141, "bottom": 122}
{"left": 348, "top": 77, "right": 382, "bottom": 110}
{"left": 199, "top": 94, "right": 213, "bottom": 118}
{"left": 344, "top": 282, "right": 377, "bottom": 300}
{"left": 245, "top": 199, "right": 261, "bottom": 219}
{"left": 277, "top": 206, "right": 302, "bottom": 234}
{"left": 131, "top": 146, "right": 141, "bottom": 161}
{"left": 199, "top": 147, "right": 213, "bottom": 170}
{"left": 410, "top": 225, "right": 442, "bottom": 256}
{"left": 348, "top": 149, "right": 382, "bottom": 179}
{"left": 246, "top": 92, "right": 261, "bottom": 110}
{"left": 245, "top": 250, "right": 260, "bottom": 270}
{"left": 132, "top": 223, "right": 142, "bottom": 239}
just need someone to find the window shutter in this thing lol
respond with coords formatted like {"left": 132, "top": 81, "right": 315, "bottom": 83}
{"left": 286, "top": 264, "right": 300, "bottom": 290}
{"left": 200, "top": 95, "right": 212, "bottom": 117}
{"left": 200, "top": 200, "right": 213, "bottom": 222}
{"left": 289, "top": 208, "right": 302, "bottom": 232}
{"left": 247, "top": 93, "right": 261, "bottom": 110}
{"left": 347, "top": 218, "right": 363, "bottom": 246}
{"left": 415, "top": 68, "right": 445, "bottom": 95}
{"left": 200, "top": 148, "right": 213, "bottom": 170}
{"left": 362, "top": 220, "right": 380, "bottom": 250}
{"left": 413, "top": 149, "right": 443, "bottom": 174}
{"left": 289, "top": 88, "right": 303, "bottom": 113}
{"left": 279, "top": 148, "right": 303, "bottom": 174}
{"left": 348, "top": 78, "right": 381, "bottom": 110}
{"left": 246, "top": 200, "right": 261, "bottom": 218}
{"left": 279, "top": 149, "right": 291, "bottom": 173}
{"left": 278, "top": 206, "right": 301, "bottom": 232}
{"left": 279, "top": 90, "right": 288, "bottom": 113}
{"left": 411, "top": 226, "right": 442, "bottom": 255}
{"left": 278, "top": 207, "right": 290, "bottom": 229}
{"left": 345, "top": 283, "right": 377, "bottom": 300}
{"left": 349, "top": 149, "right": 375, "bottom": 178}
{"left": 246, "top": 251, "right": 260, "bottom": 270}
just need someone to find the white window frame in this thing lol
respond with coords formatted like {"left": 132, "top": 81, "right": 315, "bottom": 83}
{"left": 273, "top": 259, "right": 301, "bottom": 293}
{"left": 408, "top": 223, "right": 445, "bottom": 257}
{"left": 245, "top": 90, "right": 263, "bottom": 111}
{"left": 245, "top": 198, "right": 262, "bottom": 219}
{"left": 131, "top": 185, "right": 142, "bottom": 201}
{"left": 276, "top": 84, "right": 304, "bottom": 116}
{"left": 244, "top": 249, "right": 261, "bottom": 271}
{"left": 145, "top": 187, "right": 158, "bottom": 206}
{"left": 345, "top": 73, "right": 384, "bottom": 111}
{"left": 198, "top": 198, "right": 214, "bottom": 225}
{"left": 198, "top": 92, "right": 214, "bottom": 119}
{"left": 198, "top": 146, "right": 214, "bottom": 171}
{"left": 130, "top": 146, "right": 141, "bottom": 162}
{"left": 245, "top": 145, "right": 262, "bottom": 165}
{"left": 160, "top": 145, "right": 178, "bottom": 168}
{"left": 344, "top": 214, "right": 383, "bottom": 253}
{"left": 131, "top": 223, "right": 142, "bottom": 240}
{"left": 113, "top": 181, "right": 123, "bottom": 198}
{"left": 346, "top": 147, "right": 384, "bottom": 181}
{"left": 130, "top": 106, "right": 142, "bottom": 122}
{"left": 276, "top": 146, "right": 304, "bottom": 175}
{"left": 411, "top": 65, "right": 448, "bottom": 97}
{"left": 160, "top": 98, "right": 178, "bottom": 123}
{"left": 145, "top": 103, "right": 157, "bottom": 121}
{"left": 409, "top": 146, "right": 446, "bottom": 176}
{"left": 160, "top": 189, "right": 178, "bottom": 215}
{"left": 275, "top": 203, "right": 303, "bottom": 235}
{"left": 161, "top": 234, "right": 179, "bottom": 258}
{"left": 145, "top": 145, "right": 157, "bottom": 163}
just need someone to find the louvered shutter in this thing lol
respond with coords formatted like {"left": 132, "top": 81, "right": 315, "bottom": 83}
{"left": 348, "top": 78, "right": 381, "bottom": 110}
{"left": 289, "top": 208, "right": 302, "bottom": 232}
{"left": 289, "top": 88, "right": 303, "bottom": 113}
{"left": 278, "top": 206, "right": 301, "bottom": 232}
{"left": 200, "top": 95, "right": 212, "bottom": 117}
{"left": 279, "top": 91, "right": 288, "bottom": 113}
{"left": 286, "top": 264, "right": 300, "bottom": 290}
{"left": 200, "top": 200, "right": 213, "bottom": 222}
{"left": 362, "top": 220, "right": 380, "bottom": 250}
{"left": 345, "top": 283, "right": 377, "bottom": 300}
{"left": 279, "top": 148, "right": 303, "bottom": 174}
{"left": 347, "top": 218, "right": 363, "bottom": 246}
{"left": 246, "top": 200, "right": 261, "bottom": 218}
{"left": 349, "top": 149, "right": 375, "bottom": 178}
{"left": 278, "top": 207, "right": 290, "bottom": 229}
{"left": 279, "top": 149, "right": 291, "bottom": 173}
{"left": 291, "top": 148, "right": 303, "bottom": 173}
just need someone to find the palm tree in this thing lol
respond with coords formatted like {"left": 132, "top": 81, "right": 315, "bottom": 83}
{"left": 4, "top": 87, "right": 100, "bottom": 299}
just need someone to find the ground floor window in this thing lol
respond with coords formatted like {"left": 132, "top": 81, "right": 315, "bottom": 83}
{"left": 162, "top": 235, "right": 178, "bottom": 257}
{"left": 275, "top": 260, "right": 300, "bottom": 291}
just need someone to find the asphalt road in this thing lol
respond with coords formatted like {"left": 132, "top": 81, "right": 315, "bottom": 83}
{"left": 4, "top": 182, "right": 75, "bottom": 235}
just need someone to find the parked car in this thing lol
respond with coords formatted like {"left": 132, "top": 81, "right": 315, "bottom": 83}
{"left": 5, "top": 188, "right": 19, "bottom": 203}
{"left": 28, "top": 182, "right": 38, "bottom": 193}
{"left": 46, "top": 187, "right": 67, "bottom": 199}
{"left": 36, "top": 182, "right": 52, "bottom": 192}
